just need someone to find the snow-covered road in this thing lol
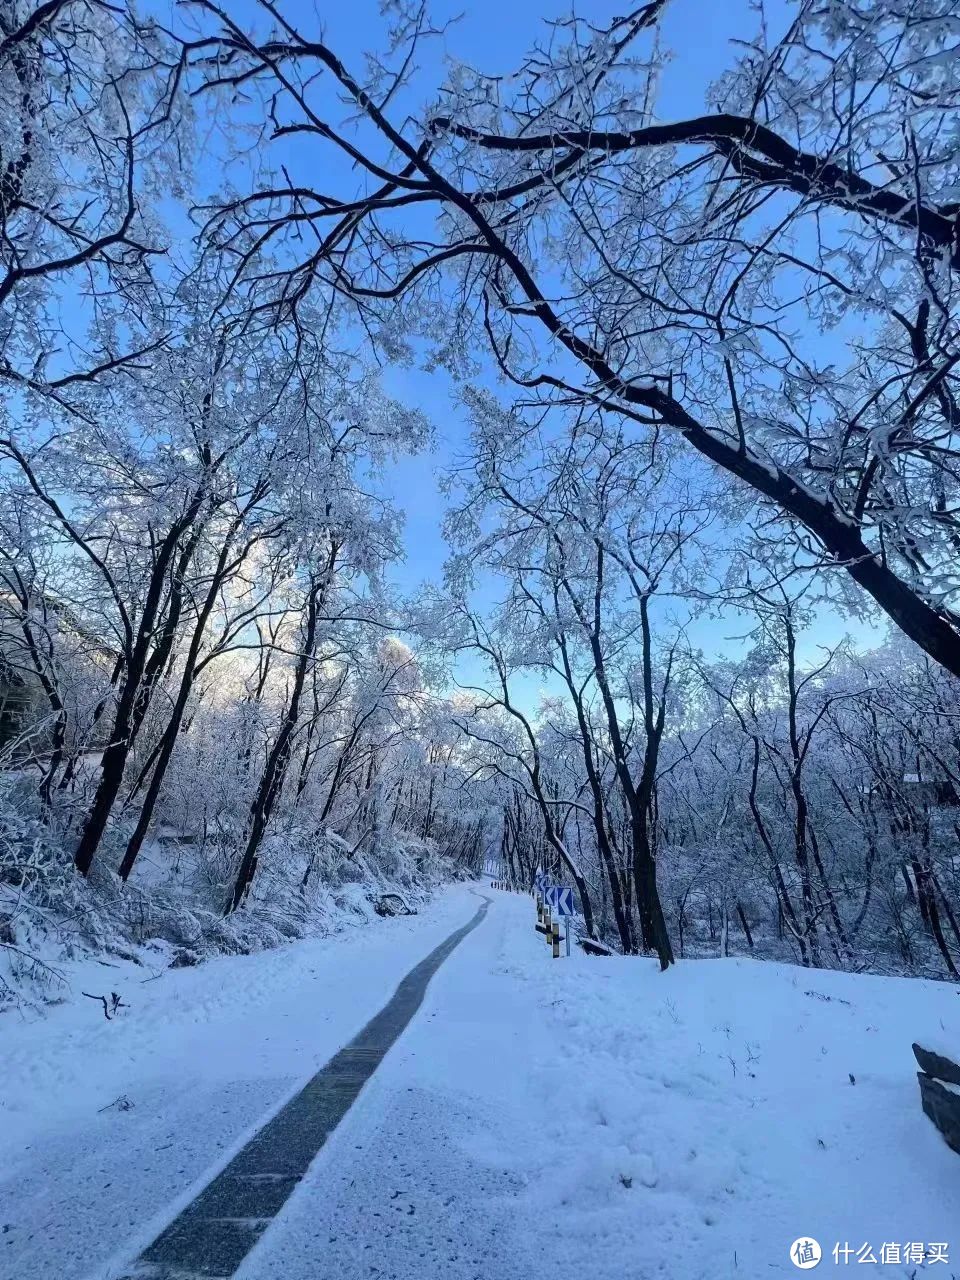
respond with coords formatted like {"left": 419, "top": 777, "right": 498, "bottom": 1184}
{"left": 2, "top": 886, "right": 958, "bottom": 1280}
{"left": 0, "top": 887, "right": 485, "bottom": 1280}
{"left": 233, "top": 890, "right": 960, "bottom": 1280}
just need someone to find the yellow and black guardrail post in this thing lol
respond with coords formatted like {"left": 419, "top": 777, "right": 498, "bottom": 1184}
{"left": 537, "top": 884, "right": 574, "bottom": 957}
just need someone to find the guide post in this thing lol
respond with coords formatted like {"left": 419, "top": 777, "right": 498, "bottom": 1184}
{"left": 543, "top": 886, "right": 575, "bottom": 956}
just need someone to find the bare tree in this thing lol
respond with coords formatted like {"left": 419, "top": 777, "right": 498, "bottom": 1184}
{"left": 187, "top": 0, "right": 960, "bottom": 677}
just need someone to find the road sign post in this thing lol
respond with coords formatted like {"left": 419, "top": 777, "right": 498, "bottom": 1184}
{"left": 543, "top": 886, "right": 575, "bottom": 956}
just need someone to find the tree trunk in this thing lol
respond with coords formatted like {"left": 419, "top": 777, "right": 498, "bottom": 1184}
{"left": 736, "top": 900, "right": 754, "bottom": 949}
{"left": 74, "top": 504, "right": 206, "bottom": 876}
{"left": 118, "top": 524, "right": 250, "bottom": 881}
{"left": 227, "top": 550, "right": 336, "bottom": 912}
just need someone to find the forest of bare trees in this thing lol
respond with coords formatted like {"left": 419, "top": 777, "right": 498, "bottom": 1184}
{"left": 2, "top": 0, "right": 960, "bottom": 1000}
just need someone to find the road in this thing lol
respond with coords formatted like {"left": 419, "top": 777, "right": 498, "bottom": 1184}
{"left": 1, "top": 887, "right": 521, "bottom": 1280}
{"left": 120, "top": 894, "right": 498, "bottom": 1278}
{"left": 3, "top": 885, "right": 957, "bottom": 1280}
{"left": 232, "top": 890, "right": 544, "bottom": 1280}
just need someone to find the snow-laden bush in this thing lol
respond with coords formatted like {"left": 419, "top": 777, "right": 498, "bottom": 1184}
{"left": 0, "top": 755, "right": 466, "bottom": 1010}
{"left": 0, "top": 777, "right": 78, "bottom": 1009}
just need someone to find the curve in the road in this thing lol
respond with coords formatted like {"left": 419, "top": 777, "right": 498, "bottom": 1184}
{"left": 119, "top": 895, "right": 491, "bottom": 1280}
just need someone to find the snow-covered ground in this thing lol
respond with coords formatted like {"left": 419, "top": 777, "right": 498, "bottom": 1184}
{"left": 1, "top": 886, "right": 957, "bottom": 1280}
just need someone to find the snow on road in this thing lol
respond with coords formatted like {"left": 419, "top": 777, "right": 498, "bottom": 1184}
{"left": 235, "top": 889, "right": 959, "bottom": 1280}
{"left": 2, "top": 886, "right": 958, "bottom": 1280}
{"left": 0, "top": 887, "right": 483, "bottom": 1280}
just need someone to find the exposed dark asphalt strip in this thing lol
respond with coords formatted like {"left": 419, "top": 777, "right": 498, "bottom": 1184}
{"left": 119, "top": 896, "right": 491, "bottom": 1280}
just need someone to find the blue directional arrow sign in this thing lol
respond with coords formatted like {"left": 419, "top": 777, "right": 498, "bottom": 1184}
{"left": 550, "top": 886, "right": 574, "bottom": 916}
